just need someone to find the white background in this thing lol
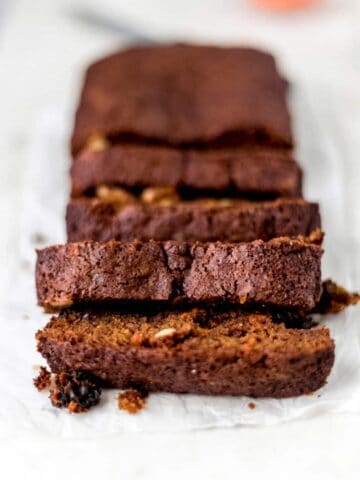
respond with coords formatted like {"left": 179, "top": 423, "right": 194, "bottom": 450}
{"left": 1, "top": 0, "right": 360, "bottom": 478}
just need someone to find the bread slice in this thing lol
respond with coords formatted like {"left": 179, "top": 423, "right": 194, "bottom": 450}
{"left": 36, "top": 307, "right": 334, "bottom": 398}
{"left": 71, "top": 145, "right": 301, "bottom": 197}
{"left": 71, "top": 44, "right": 292, "bottom": 156}
{"left": 67, "top": 196, "right": 320, "bottom": 243}
{"left": 36, "top": 236, "right": 322, "bottom": 311}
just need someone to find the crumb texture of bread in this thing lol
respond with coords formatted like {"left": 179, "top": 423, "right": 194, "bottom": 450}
{"left": 36, "top": 238, "right": 323, "bottom": 311}
{"left": 66, "top": 197, "right": 320, "bottom": 243}
{"left": 71, "top": 44, "right": 292, "bottom": 155}
{"left": 36, "top": 307, "right": 334, "bottom": 398}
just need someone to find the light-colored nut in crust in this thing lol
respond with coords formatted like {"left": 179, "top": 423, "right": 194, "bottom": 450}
{"left": 307, "top": 228, "right": 324, "bottom": 245}
{"left": 86, "top": 133, "right": 110, "bottom": 152}
{"left": 96, "top": 185, "right": 137, "bottom": 208}
{"left": 201, "top": 198, "right": 234, "bottom": 208}
{"left": 45, "top": 299, "right": 73, "bottom": 311}
{"left": 153, "top": 328, "right": 177, "bottom": 339}
{"left": 140, "top": 186, "right": 180, "bottom": 205}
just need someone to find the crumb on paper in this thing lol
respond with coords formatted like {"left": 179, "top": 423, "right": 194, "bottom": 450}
{"left": 118, "top": 389, "right": 148, "bottom": 414}
{"left": 67, "top": 400, "right": 88, "bottom": 414}
{"left": 316, "top": 280, "right": 360, "bottom": 314}
{"left": 31, "top": 232, "right": 47, "bottom": 245}
{"left": 44, "top": 371, "right": 102, "bottom": 414}
{"left": 248, "top": 402, "right": 256, "bottom": 410}
{"left": 33, "top": 366, "right": 52, "bottom": 391}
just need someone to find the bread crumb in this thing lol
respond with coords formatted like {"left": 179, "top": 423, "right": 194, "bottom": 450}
{"left": 31, "top": 232, "right": 47, "bottom": 245}
{"left": 33, "top": 366, "right": 51, "bottom": 391}
{"left": 118, "top": 389, "right": 148, "bottom": 414}
{"left": 67, "top": 400, "right": 88, "bottom": 414}
{"left": 316, "top": 280, "right": 360, "bottom": 314}
{"left": 49, "top": 372, "right": 101, "bottom": 413}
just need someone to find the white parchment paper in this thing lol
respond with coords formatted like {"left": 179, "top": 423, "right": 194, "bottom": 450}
{"left": 1, "top": 81, "right": 359, "bottom": 438}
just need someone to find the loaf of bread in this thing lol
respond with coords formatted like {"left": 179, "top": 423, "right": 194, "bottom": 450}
{"left": 71, "top": 44, "right": 292, "bottom": 155}
{"left": 71, "top": 145, "right": 301, "bottom": 198}
{"left": 36, "top": 306, "right": 334, "bottom": 398}
{"left": 36, "top": 236, "right": 322, "bottom": 311}
{"left": 67, "top": 196, "right": 320, "bottom": 243}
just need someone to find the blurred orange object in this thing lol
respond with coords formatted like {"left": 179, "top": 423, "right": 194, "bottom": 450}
{"left": 251, "top": 0, "right": 318, "bottom": 10}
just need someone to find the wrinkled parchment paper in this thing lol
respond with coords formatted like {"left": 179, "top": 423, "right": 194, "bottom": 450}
{"left": 1, "top": 82, "right": 359, "bottom": 438}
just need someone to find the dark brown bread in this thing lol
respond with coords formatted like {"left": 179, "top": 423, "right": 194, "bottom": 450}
{"left": 71, "top": 145, "right": 301, "bottom": 197}
{"left": 67, "top": 197, "right": 320, "bottom": 243}
{"left": 71, "top": 44, "right": 292, "bottom": 155}
{"left": 36, "top": 307, "right": 334, "bottom": 398}
{"left": 36, "top": 237, "right": 322, "bottom": 311}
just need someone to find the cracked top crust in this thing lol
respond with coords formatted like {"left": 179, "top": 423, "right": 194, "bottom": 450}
{"left": 36, "top": 237, "right": 322, "bottom": 311}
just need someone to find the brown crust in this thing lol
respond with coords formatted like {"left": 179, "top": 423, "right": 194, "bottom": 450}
{"left": 70, "top": 145, "right": 301, "bottom": 197}
{"left": 36, "top": 237, "right": 322, "bottom": 311}
{"left": 71, "top": 44, "right": 292, "bottom": 155}
{"left": 36, "top": 307, "right": 334, "bottom": 398}
{"left": 66, "top": 197, "right": 320, "bottom": 243}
